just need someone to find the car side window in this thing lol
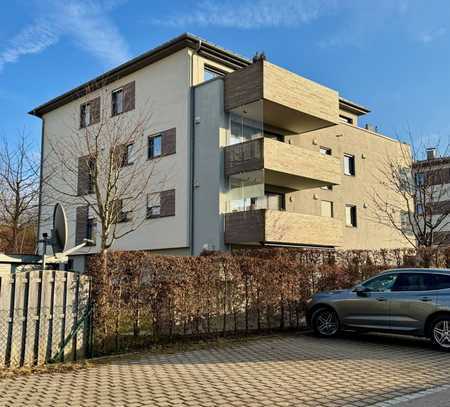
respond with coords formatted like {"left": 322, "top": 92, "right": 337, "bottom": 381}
{"left": 391, "top": 273, "right": 432, "bottom": 292}
{"left": 430, "top": 274, "right": 450, "bottom": 290}
{"left": 363, "top": 274, "right": 397, "bottom": 292}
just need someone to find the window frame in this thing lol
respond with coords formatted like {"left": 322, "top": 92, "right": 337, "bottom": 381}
{"left": 344, "top": 154, "right": 356, "bottom": 176}
{"left": 362, "top": 273, "right": 398, "bottom": 292}
{"left": 86, "top": 218, "right": 96, "bottom": 246}
{"left": 339, "top": 115, "right": 354, "bottom": 124}
{"left": 345, "top": 204, "right": 357, "bottom": 227}
{"left": 320, "top": 200, "right": 334, "bottom": 218}
{"left": 80, "top": 102, "right": 91, "bottom": 128}
{"left": 111, "top": 87, "right": 124, "bottom": 116}
{"left": 391, "top": 273, "right": 433, "bottom": 292}
{"left": 146, "top": 192, "right": 161, "bottom": 219}
{"left": 148, "top": 134, "right": 162, "bottom": 159}
{"left": 203, "top": 65, "right": 226, "bottom": 81}
{"left": 320, "top": 146, "right": 332, "bottom": 156}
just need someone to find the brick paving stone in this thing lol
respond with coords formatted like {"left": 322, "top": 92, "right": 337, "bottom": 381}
{"left": 1, "top": 334, "right": 450, "bottom": 406}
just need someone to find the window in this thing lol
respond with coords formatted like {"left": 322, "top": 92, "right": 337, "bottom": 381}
{"left": 80, "top": 103, "right": 91, "bottom": 128}
{"left": 147, "top": 190, "right": 175, "bottom": 218}
{"left": 86, "top": 218, "right": 96, "bottom": 245}
{"left": 415, "top": 172, "right": 425, "bottom": 186}
{"left": 112, "top": 199, "right": 130, "bottom": 223}
{"left": 345, "top": 205, "right": 357, "bottom": 227}
{"left": 122, "top": 143, "right": 134, "bottom": 166}
{"left": 147, "top": 193, "right": 161, "bottom": 218}
{"left": 431, "top": 274, "right": 450, "bottom": 290}
{"left": 320, "top": 147, "right": 332, "bottom": 156}
{"left": 204, "top": 66, "right": 225, "bottom": 81}
{"left": 363, "top": 274, "right": 397, "bottom": 292}
{"left": 344, "top": 154, "right": 356, "bottom": 176}
{"left": 339, "top": 115, "right": 353, "bottom": 124}
{"left": 392, "top": 273, "right": 432, "bottom": 292}
{"left": 148, "top": 135, "right": 162, "bottom": 159}
{"left": 112, "top": 88, "right": 124, "bottom": 116}
{"left": 321, "top": 201, "right": 334, "bottom": 218}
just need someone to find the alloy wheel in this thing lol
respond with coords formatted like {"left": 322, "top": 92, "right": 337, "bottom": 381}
{"left": 316, "top": 310, "right": 339, "bottom": 336}
{"left": 433, "top": 320, "right": 450, "bottom": 349}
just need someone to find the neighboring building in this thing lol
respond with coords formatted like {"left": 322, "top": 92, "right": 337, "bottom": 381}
{"left": 30, "top": 33, "right": 411, "bottom": 271}
{"left": 412, "top": 148, "right": 450, "bottom": 246}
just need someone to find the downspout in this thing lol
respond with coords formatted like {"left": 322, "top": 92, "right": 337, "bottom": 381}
{"left": 36, "top": 117, "right": 45, "bottom": 254}
{"left": 189, "top": 40, "right": 202, "bottom": 255}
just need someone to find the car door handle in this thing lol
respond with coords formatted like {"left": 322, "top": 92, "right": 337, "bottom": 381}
{"left": 376, "top": 297, "right": 387, "bottom": 302}
{"left": 420, "top": 297, "right": 432, "bottom": 302}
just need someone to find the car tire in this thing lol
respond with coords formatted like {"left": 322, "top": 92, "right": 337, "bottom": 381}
{"left": 430, "top": 316, "right": 450, "bottom": 351}
{"left": 311, "top": 307, "right": 340, "bottom": 337}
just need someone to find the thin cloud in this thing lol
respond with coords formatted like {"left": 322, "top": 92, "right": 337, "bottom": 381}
{"left": 0, "top": 0, "right": 130, "bottom": 73}
{"left": 154, "top": 0, "right": 334, "bottom": 29}
{"left": 0, "top": 20, "right": 58, "bottom": 72}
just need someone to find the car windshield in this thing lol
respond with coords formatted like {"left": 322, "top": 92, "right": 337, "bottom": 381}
{"left": 362, "top": 274, "right": 397, "bottom": 292}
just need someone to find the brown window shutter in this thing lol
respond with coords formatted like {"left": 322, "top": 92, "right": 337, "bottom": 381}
{"left": 77, "top": 156, "right": 89, "bottom": 195}
{"left": 160, "top": 189, "right": 175, "bottom": 217}
{"left": 161, "top": 128, "right": 176, "bottom": 156}
{"left": 123, "top": 81, "right": 135, "bottom": 112}
{"left": 75, "top": 206, "right": 89, "bottom": 245}
{"left": 90, "top": 96, "right": 101, "bottom": 124}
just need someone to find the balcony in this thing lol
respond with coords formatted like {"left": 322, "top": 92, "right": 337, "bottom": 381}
{"left": 224, "top": 138, "right": 341, "bottom": 190}
{"left": 224, "top": 209, "right": 343, "bottom": 247}
{"left": 224, "top": 60, "right": 339, "bottom": 133}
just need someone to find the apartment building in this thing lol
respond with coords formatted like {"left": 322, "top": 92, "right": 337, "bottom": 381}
{"left": 412, "top": 148, "right": 450, "bottom": 246}
{"left": 30, "top": 34, "right": 411, "bottom": 271}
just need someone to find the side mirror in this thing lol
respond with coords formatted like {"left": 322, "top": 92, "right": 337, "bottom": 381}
{"left": 353, "top": 285, "right": 370, "bottom": 296}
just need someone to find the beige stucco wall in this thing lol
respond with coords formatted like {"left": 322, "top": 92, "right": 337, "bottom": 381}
{"left": 40, "top": 49, "right": 193, "bottom": 255}
{"left": 285, "top": 123, "right": 412, "bottom": 249}
{"left": 39, "top": 47, "right": 238, "bottom": 262}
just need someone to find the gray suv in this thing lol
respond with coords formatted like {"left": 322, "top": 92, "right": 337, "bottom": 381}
{"left": 306, "top": 268, "right": 450, "bottom": 350}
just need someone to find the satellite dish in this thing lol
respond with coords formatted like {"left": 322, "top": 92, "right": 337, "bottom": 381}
{"left": 52, "top": 203, "right": 68, "bottom": 253}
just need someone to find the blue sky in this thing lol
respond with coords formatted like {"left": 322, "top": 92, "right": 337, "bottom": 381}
{"left": 1, "top": 0, "right": 450, "bottom": 152}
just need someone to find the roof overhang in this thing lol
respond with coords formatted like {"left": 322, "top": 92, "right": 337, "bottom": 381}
{"left": 339, "top": 97, "right": 370, "bottom": 116}
{"left": 29, "top": 33, "right": 250, "bottom": 118}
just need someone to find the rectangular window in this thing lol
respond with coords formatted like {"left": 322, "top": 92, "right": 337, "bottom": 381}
{"left": 80, "top": 103, "right": 91, "bottom": 128}
{"left": 345, "top": 205, "right": 357, "bottom": 227}
{"left": 86, "top": 218, "right": 96, "bottom": 245}
{"left": 121, "top": 143, "right": 134, "bottom": 166}
{"left": 415, "top": 172, "right": 425, "bottom": 186}
{"left": 112, "top": 88, "right": 124, "bottom": 116}
{"left": 344, "top": 154, "right": 356, "bottom": 176}
{"left": 148, "top": 135, "right": 162, "bottom": 159}
{"left": 320, "top": 146, "right": 332, "bottom": 156}
{"left": 204, "top": 66, "right": 225, "bottom": 81}
{"left": 339, "top": 115, "right": 353, "bottom": 124}
{"left": 146, "top": 193, "right": 161, "bottom": 218}
{"left": 321, "top": 200, "right": 334, "bottom": 218}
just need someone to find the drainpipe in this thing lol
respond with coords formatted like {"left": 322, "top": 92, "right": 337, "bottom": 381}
{"left": 189, "top": 39, "right": 202, "bottom": 255}
{"left": 36, "top": 117, "right": 45, "bottom": 255}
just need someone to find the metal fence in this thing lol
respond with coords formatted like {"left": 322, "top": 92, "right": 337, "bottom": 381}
{"left": 0, "top": 268, "right": 91, "bottom": 368}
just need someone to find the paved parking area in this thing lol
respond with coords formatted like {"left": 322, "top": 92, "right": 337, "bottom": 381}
{"left": 0, "top": 333, "right": 449, "bottom": 406}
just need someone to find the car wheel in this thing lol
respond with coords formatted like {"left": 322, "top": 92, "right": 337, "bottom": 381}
{"left": 312, "top": 307, "right": 340, "bottom": 337}
{"left": 431, "top": 316, "right": 450, "bottom": 351}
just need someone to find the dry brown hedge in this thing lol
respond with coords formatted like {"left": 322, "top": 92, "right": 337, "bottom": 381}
{"left": 87, "top": 247, "right": 450, "bottom": 354}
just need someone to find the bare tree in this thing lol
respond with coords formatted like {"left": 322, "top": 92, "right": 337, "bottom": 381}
{"left": 42, "top": 84, "right": 166, "bottom": 273}
{"left": 0, "top": 134, "right": 40, "bottom": 254}
{"left": 371, "top": 137, "right": 450, "bottom": 248}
